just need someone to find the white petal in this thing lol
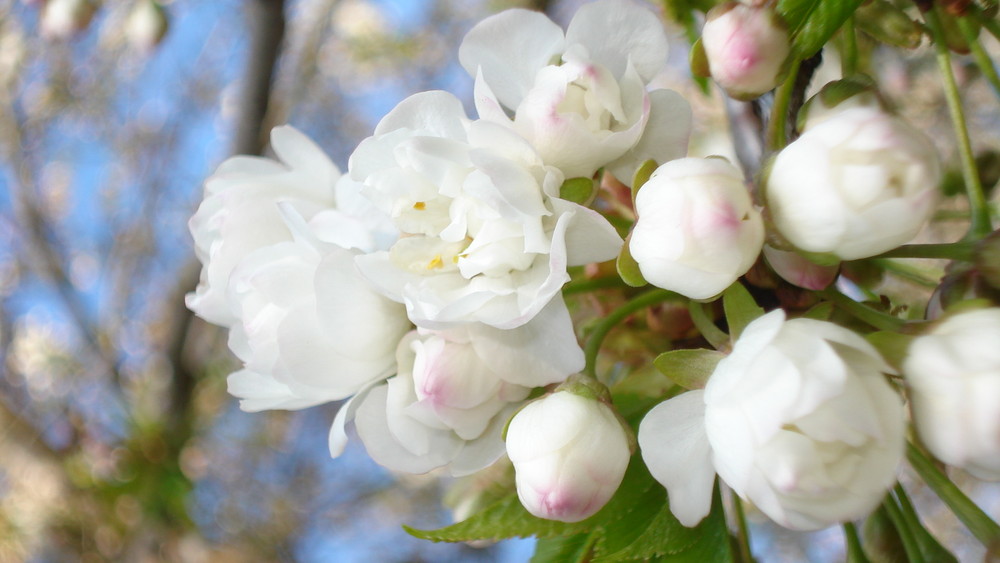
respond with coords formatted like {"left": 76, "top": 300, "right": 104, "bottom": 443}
{"left": 565, "top": 0, "right": 668, "bottom": 81}
{"left": 638, "top": 390, "right": 716, "bottom": 527}
{"left": 459, "top": 8, "right": 566, "bottom": 110}
{"left": 227, "top": 369, "right": 335, "bottom": 412}
{"left": 269, "top": 125, "right": 341, "bottom": 188}
{"left": 468, "top": 296, "right": 584, "bottom": 387}
{"left": 373, "top": 90, "right": 470, "bottom": 140}
{"left": 606, "top": 89, "right": 692, "bottom": 185}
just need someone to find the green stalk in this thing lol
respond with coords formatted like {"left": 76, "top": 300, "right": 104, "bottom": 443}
{"left": 958, "top": 16, "right": 1000, "bottom": 102}
{"left": 894, "top": 484, "right": 958, "bottom": 562}
{"left": 687, "top": 301, "right": 730, "bottom": 350}
{"left": 562, "top": 276, "right": 627, "bottom": 296}
{"left": 842, "top": 16, "right": 859, "bottom": 76}
{"left": 871, "top": 259, "right": 940, "bottom": 288}
{"left": 882, "top": 493, "right": 926, "bottom": 563}
{"left": 907, "top": 442, "right": 1000, "bottom": 548}
{"left": 872, "top": 242, "right": 976, "bottom": 261}
{"left": 922, "top": 7, "right": 994, "bottom": 239}
{"left": 766, "top": 59, "right": 801, "bottom": 151}
{"left": 819, "top": 288, "right": 906, "bottom": 331}
{"left": 732, "top": 495, "right": 753, "bottom": 563}
{"left": 843, "top": 522, "right": 871, "bottom": 563}
{"left": 583, "top": 289, "right": 678, "bottom": 377}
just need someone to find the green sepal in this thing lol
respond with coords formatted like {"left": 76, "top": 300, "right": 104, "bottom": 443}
{"left": 690, "top": 38, "right": 711, "bottom": 78}
{"left": 865, "top": 331, "right": 916, "bottom": 371}
{"left": 863, "top": 506, "right": 907, "bottom": 563}
{"left": 560, "top": 177, "right": 599, "bottom": 206}
{"left": 631, "top": 159, "right": 658, "bottom": 205}
{"left": 801, "top": 300, "right": 834, "bottom": 320}
{"left": 653, "top": 348, "right": 726, "bottom": 390}
{"left": 855, "top": 0, "right": 924, "bottom": 48}
{"left": 617, "top": 233, "right": 648, "bottom": 288}
{"left": 722, "top": 281, "right": 765, "bottom": 340}
{"left": 777, "top": 0, "right": 866, "bottom": 58}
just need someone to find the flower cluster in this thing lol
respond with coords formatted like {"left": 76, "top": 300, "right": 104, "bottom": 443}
{"left": 187, "top": 0, "right": 1000, "bottom": 554}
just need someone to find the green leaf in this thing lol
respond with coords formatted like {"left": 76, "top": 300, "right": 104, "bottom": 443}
{"left": 722, "top": 282, "right": 764, "bottom": 340}
{"left": 631, "top": 159, "right": 658, "bottom": 204}
{"left": 532, "top": 535, "right": 593, "bottom": 563}
{"left": 653, "top": 349, "right": 725, "bottom": 390}
{"left": 595, "top": 482, "right": 733, "bottom": 562}
{"left": 865, "top": 331, "right": 915, "bottom": 371}
{"left": 405, "top": 456, "right": 656, "bottom": 544}
{"left": 617, "top": 233, "right": 648, "bottom": 288}
{"left": 854, "top": 0, "right": 923, "bottom": 48}
{"left": 560, "top": 177, "right": 597, "bottom": 206}
{"left": 777, "top": 0, "right": 865, "bottom": 58}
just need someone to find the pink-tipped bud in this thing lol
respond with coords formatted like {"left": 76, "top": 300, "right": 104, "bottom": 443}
{"left": 505, "top": 386, "right": 631, "bottom": 523}
{"left": 762, "top": 245, "right": 839, "bottom": 290}
{"left": 701, "top": 2, "right": 790, "bottom": 100}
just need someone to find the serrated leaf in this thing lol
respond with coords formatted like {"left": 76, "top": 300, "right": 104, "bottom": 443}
{"left": 595, "top": 482, "right": 733, "bottom": 562}
{"left": 617, "top": 233, "right": 648, "bottom": 288}
{"left": 865, "top": 331, "right": 915, "bottom": 371}
{"left": 722, "top": 282, "right": 764, "bottom": 340}
{"left": 777, "top": 0, "right": 865, "bottom": 58}
{"left": 532, "top": 534, "right": 593, "bottom": 563}
{"left": 653, "top": 349, "right": 725, "bottom": 390}
{"left": 560, "top": 177, "right": 597, "bottom": 205}
{"left": 631, "top": 159, "right": 658, "bottom": 205}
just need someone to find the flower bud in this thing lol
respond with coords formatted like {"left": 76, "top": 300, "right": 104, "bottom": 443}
{"left": 125, "top": 0, "right": 168, "bottom": 53}
{"left": 765, "top": 106, "right": 941, "bottom": 260}
{"left": 762, "top": 245, "right": 838, "bottom": 290}
{"left": 701, "top": 2, "right": 791, "bottom": 100}
{"left": 40, "top": 0, "right": 96, "bottom": 40}
{"left": 506, "top": 384, "right": 631, "bottom": 522}
{"left": 903, "top": 308, "right": 1000, "bottom": 480}
{"left": 629, "top": 157, "right": 764, "bottom": 299}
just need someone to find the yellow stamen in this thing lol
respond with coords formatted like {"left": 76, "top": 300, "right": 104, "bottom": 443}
{"left": 413, "top": 201, "right": 426, "bottom": 210}
{"left": 427, "top": 255, "right": 443, "bottom": 270}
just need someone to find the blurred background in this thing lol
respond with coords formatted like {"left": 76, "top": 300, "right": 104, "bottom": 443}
{"left": 1, "top": 0, "right": 998, "bottom": 561}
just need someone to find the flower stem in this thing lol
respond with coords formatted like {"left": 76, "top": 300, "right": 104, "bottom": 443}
{"left": 922, "top": 7, "right": 994, "bottom": 239}
{"left": 583, "top": 289, "right": 679, "bottom": 377}
{"left": 562, "top": 276, "right": 627, "bottom": 296}
{"left": 687, "top": 301, "right": 730, "bottom": 350}
{"left": 819, "top": 288, "right": 906, "bottom": 332}
{"left": 871, "top": 259, "right": 940, "bottom": 288}
{"left": 842, "top": 16, "right": 858, "bottom": 76}
{"left": 842, "top": 522, "right": 871, "bottom": 563}
{"left": 882, "top": 493, "right": 926, "bottom": 563}
{"left": 958, "top": 16, "right": 1000, "bottom": 102}
{"left": 893, "top": 484, "right": 958, "bottom": 562}
{"left": 766, "top": 58, "right": 801, "bottom": 151}
{"left": 906, "top": 442, "right": 1000, "bottom": 548}
{"left": 871, "top": 242, "right": 976, "bottom": 261}
{"left": 732, "top": 494, "right": 753, "bottom": 563}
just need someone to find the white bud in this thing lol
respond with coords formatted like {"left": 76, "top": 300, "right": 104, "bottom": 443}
{"left": 629, "top": 157, "right": 764, "bottom": 299}
{"left": 903, "top": 308, "right": 1000, "bottom": 480}
{"left": 506, "top": 389, "right": 631, "bottom": 522}
{"left": 702, "top": 2, "right": 790, "bottom": 100}
{"left": 765, "top": 106, "right": 941, "bottom": 260}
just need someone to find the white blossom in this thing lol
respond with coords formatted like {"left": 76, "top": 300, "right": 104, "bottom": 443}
{"left": 903, "top": 308, "right": 1000, "bottom": 480}
{"left": 329, "top": 297, "right": 585, "bottom": 476}
{"left": 225, "top": 207, "right": 410, "bottom": 412}
{"left": 765, "top": 106, "right": 941, "bottom": 260}
{"left": 459, "top": 0, "right": 691, "bottom": 181}
{"left": 506, "top": 387, "right": 631, "bottom": 522}
{"left": 629, "top": 157, "right": 764, "bottom": 299}
{"left": 187, "top": 126, "right": 358, "bottom": 327}
{"left": 639, "top": 310, "right": 905, "bottom": 530}
{"left": 349, "top": 91, "right": 622, "bottom": 330}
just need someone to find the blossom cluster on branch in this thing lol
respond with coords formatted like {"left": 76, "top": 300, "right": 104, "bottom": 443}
{"left": 187, "top": 0, "right": 1000, "bottom": 559}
